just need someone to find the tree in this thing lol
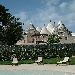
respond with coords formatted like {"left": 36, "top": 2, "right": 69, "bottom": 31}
{"left": 47, "top": 34, "right": 62, "bottom": 44}
{"left": 4, "top": 16, "right": 24, "bottom": 45}
{"left": 0, "top": 4, "right": 24, "bottom": 45}
{"left": 0, "top": 4, "right": 11, "bottom": 41}
{"left": 0, "top": 4, "right": 11, "bottom": 26}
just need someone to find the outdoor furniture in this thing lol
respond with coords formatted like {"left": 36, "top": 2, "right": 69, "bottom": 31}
{"left": 56, "top": 57, "right": 70, "bottom": 66}
{"left": 12, "top": 58, "right": 18, "bottom": 66}
{"left": 35, "top": 57, "right": 43, "bottom": 65}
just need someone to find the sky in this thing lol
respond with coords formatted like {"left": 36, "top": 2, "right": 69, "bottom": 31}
{"left": 0, "top": 0, "right": 75, "bottom": 32}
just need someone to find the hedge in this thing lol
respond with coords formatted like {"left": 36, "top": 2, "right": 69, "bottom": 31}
{"left": 0, "top": 43, "right": 75, "bottom": 61}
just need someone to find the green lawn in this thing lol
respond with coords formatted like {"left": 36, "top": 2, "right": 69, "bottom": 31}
{"left": 43, "top": 58, "right": 63, "bottom": 64}
{"left": 0, "top": 57, "right": 75, "bottom": 65}
{"left": 69, "top": 57, "right": 75, "bottom": 65}
{"left": 0, "top": 61, "right": 12, "bottom": 65}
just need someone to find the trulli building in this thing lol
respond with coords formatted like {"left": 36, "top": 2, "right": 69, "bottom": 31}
{"left": 16, "top": 20, "right": 75, "bottom": 45}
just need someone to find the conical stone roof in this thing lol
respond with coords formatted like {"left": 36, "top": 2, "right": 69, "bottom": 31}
{"left": 27, "top": 23, "right": 36, "bottom": 30}
{"left": 40, "top": 25, "right": 50, "bottom": 35}
{"left": 36, "top": 27, "right": 41, "bottom": 32}
{"left": 58, "top": 21, "right": 62, "bottom": 25}
{"left": 57, "top": 21, "right": 65, "bottom": 31}
{"left": 26, "top": 22, "right": 39, "bottom": 34}
{"left": 46, "top": 20, "right": 54, "bottom": 33}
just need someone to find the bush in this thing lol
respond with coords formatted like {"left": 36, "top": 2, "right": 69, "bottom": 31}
{"left": 0, "top": 43, "right": 75, "bottom": 61}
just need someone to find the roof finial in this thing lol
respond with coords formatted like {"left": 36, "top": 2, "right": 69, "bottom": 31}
{"left": 44, "top": 24, "right": 45, "bottom": 26}
{"left": 50, "top": 20, "right": 51, "bottom": 22}
{"left": 30, "top": 21, "right": 32, "bottom": 25}
{"left": 54, "top": 22, "right": 55, "bottom": 27}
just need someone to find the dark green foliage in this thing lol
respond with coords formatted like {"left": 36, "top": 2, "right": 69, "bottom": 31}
{"left": 0, "top": 43, "right": 75, "bottom": 61}
{"left": 0, "top": 4, "right": 24, "bottom": 45}
{"left": 47, "top": 34, "right": 62, "bottom": 44}
{"left": 4, "top": 16, "right": 23, "bottom": 45}
{"left": 0, "top": 4, "right": 11, "bottom": 41}
{"left": 0, "top": 4, "right": 11, "bottom": 26}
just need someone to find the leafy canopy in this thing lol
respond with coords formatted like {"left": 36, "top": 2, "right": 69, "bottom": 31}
{"left": 47, "top": 34, "right": 62, "bottom": 44}
{"left": 0, "top": 4, "right": 24, "bottom": 45}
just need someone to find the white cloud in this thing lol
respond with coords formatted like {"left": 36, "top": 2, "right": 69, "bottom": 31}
{"left": 46, "top": 0, "right": 59, "bottom": 6}
{"left": 59, "top": 2, "right": 67, "bottom": 9}
{"left": 34, "top": 0, "right": 75, "bottom": 32}
{"left": 69, "top": 0, "right": 75, "bottom": 12}
{"left": 14, "top": 11, "right": 28, "bottom": 22}
{"left": 66, "top": 13, "right": 75, "bottom": 20}
{"left": 14, "top": 0, "right": 75, "bottom": 32}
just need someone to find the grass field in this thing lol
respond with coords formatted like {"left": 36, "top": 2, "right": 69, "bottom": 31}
{"left": 0, "top": 57, "right": 75, "bottom": 65}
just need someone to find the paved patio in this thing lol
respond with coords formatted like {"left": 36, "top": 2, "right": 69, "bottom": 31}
{"left": 0, "top": 64, "right": 75, "bottom": 74}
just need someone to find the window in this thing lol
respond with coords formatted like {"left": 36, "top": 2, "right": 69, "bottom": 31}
{"left": 58, "top": 32, "right": 60, "bottom": 35}
{"left": 59, "top": 28, "right": 61, "bottom": 31}
{"left": 38, "top": 36, "right": 39, "bottom": 38}
{"left": 24, "top": 40, "right": 25, "bottom": 43}
{"left": 43, "top": 35, "right": 44, "bottom": 38}
{"left": 65, "top": 37, "right": 68, "bottom": 40}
